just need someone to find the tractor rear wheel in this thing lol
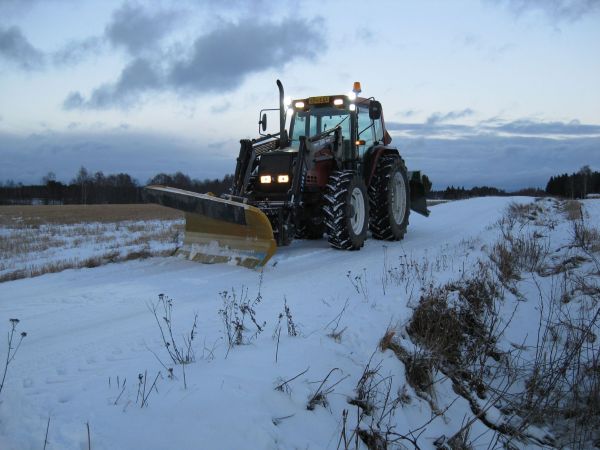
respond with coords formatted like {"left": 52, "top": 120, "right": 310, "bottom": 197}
{"left": 369, "top": 155, "right": 410, "bottom": 240}
{"left": 323, "top": 171, "right": 369, "bottom": 250}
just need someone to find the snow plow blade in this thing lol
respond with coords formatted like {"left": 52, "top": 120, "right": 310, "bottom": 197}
{"left": 144, "top": 185, "right": 276, "bottom": 269}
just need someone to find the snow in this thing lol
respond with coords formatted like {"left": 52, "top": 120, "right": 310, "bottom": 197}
{"left": 0, "top": 197, "right": 597, "bottom": 449}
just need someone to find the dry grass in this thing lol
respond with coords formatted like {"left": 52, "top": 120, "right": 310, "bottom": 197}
{"left": 0, "top": 204, "right": 182, "bottom": 227}
{"left": 573, "top": 221, "right": 600, "bottom": 254}
{"left": 562, "top": 200, "right": 583, "bottom": 221}
{"left": 506, "top": 201, "right": 544, "bottom": 223}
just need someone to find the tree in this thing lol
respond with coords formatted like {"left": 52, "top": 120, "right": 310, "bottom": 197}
{"left": 72, "top": 166, "right": 90, "bottom": 204}
{"left": 579, "top": 165, "right": 592, "bottom": 197}
{"left": 42, "top": 171, "right": 56, "bottom": 185}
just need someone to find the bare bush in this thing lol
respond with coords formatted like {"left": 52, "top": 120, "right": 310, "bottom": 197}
{"left": 379, "top": 330, "right": 437, "bottom": 412}
{"left": 346, "top": 268, "right": 370, "bottom": 302}
{"left": 307, "top": 368, "right": 348, "bottom": 411}
{"left": 273, "top": 298, "right": 297, "bottom": 362}
{"left": 150, "top": 294, "right": 197, "bottom": 365}
{"left": 407, "top": 264, "right": 501, "bottom": 368}
{"left": 136, "top": 370, "right": 161, "bottom": 408}
{"left": 0, "top": 318, "right": 27, "bottom": 397}
{"left": 219, "top": 274, "right": 266, "bottom": 354}
{"left": 517, "top": 274, "right": 600, "bottom": 447}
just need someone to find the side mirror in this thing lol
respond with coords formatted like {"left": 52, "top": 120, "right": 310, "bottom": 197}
{"left": 369, "top": 101, "right": 382, "bottom": 120}
{"left": 260, "top": 113, "right": 268, "bottom": 132}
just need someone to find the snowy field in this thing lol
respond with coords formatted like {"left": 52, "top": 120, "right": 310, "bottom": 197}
{"left": 0, "top": 198, "right": 598, "bottom": 449}
{"left": 0, "top": 205, "right": 183, "bottom": 282}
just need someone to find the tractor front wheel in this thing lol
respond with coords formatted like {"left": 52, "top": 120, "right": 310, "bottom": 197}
{"left": 323, "top": 171, "right": 369, "bottom": 250}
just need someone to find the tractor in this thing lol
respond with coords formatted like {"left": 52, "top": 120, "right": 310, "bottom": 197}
{"left": 145, "top": 80, "right": 429, "bottom": 268}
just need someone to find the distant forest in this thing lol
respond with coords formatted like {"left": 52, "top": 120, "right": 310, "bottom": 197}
{"left": 0, "top": 167, "right": 234, "bottom": 205}
{"left": 431, "top": 166, "right": 599, "bottom": 200}
{"left": 0, "top": 166, "right": 598, "bottom": 205}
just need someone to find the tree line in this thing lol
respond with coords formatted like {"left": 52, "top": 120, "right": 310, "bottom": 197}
{"left": 545, "top": 166, "right": 600, "bottom": 199}
{"left": 430, "top": 166, "right": 599, "bottom": 200}
{"left": 429, "top": 186, "right": 547, "bottom": 200}
{"left": 0, "top": 167, "right": 234, "bottom": 205}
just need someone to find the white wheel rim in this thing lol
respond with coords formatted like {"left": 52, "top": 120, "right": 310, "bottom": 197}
{"left": 350, "top": 187, "right": 365, "bottom": 234}
{"left": 391, "top": 171, "right": 407, "bottom": 224}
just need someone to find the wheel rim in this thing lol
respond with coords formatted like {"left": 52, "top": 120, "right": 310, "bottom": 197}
{"left": 391, "top": 171, "right": 407, "bottom": 224}
{"left": 350, "top": 187, "right": 365, "bottom": 234}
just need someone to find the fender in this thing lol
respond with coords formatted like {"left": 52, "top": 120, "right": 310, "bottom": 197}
{"left": 364, "top": 145, "right": 401, "bottom": 187}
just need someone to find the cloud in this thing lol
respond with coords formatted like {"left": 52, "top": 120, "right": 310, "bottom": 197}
{"left": 425, "top": 108, "right": 475, "bottom": 125}
{"left": 0, "top": 26, "right": 102, "bottom": 71}
{"left": 489, "top": 119, "right": 600, "bottom": 135}
{"left": 64, "top": 58, "right": 162, "bottom": 110}
{"left": 385, "top": 116, "right": 600, "bottom": 189}
{"left": 1, "top": 3, "right": 180, "bottom": 72}
{"left": 168, "top": 17, "right": 324, "bottom": 93}
{"left": 0, "top": 129, "right": 236, "bottom": 184}
{"left": 0, "top": 25, "right": 45, "bottom": 70}
{"left": 398, "top": 134, "right": 600, "bottom": 190}
{"left": 387, "top": 116, "right": 600, "bottom": 138}
{"left": 67, "top": 16, "right": 326, "bottom": 109}
{"left": 52, "top": 36, "right": 103, "bottom": 66}
{"left": 105, "top": 2, "right": 181, "bottom": 56}
{"left": 489, "top": 0, "right": 600, "bottom": 22}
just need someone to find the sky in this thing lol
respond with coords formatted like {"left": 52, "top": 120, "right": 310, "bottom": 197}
{"left": 1, "top": 0, "right": 599, "bottom": 190}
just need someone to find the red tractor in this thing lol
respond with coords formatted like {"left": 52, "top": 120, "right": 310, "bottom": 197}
{"left": 146, "top": 81, "right": 429, "bottom": 268}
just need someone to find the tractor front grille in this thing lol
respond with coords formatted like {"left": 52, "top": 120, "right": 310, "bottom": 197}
{"left": 253, "top": 138, "right": 279, "bottom": 155}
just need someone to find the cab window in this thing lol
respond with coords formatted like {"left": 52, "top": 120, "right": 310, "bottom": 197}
{"left": 357, "top": 107, "right": 375, "bottom": 156}
{"left": 373, "top": 118, "right": 384, "bottom": 143}
{"left": 290, "top": 108, "right": 351, "bottom": 147}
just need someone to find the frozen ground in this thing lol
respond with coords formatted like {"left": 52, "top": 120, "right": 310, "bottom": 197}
{"left": 0, "top": 197, "right": 598, "bottom": 449}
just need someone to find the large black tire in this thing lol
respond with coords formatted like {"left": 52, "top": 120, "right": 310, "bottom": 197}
{"left": 369, "top": 155, "right": 410, "bottom": 240}
{"left": 323, "top": 171, "right": 369, "bottom": 250}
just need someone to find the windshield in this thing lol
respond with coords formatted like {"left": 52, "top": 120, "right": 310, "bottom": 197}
{"left": 289, "top": 107, "right": 352, "bottom": 148}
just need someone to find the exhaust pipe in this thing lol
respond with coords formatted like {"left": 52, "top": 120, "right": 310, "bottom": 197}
{"left": 276, "top": 79, "right": 287, "bottom": 149}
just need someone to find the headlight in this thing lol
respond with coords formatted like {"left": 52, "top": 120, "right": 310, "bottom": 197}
{"left": 333, "top": 98, "right": 344, "bottom": 106}
{"left": 277, "top": 175, "right": 289, "bottom": 183}
{"left": 294, "top": 101, "right": 305, "bottom": 109}
{"left": 260, "top": 175, "right": 272, "bottom": 184}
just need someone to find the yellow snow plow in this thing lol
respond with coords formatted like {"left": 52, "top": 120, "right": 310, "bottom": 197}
{"left": 144, "top": 186, "right": 277, "bottom": 269}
